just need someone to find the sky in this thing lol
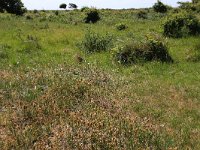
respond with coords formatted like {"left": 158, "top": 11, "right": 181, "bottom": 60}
{"left": 22, "top": 0, "right": 191, "bottom": 10}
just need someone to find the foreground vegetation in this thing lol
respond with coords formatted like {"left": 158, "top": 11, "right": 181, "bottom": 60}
{"left": 0, "top": 2, "right": 200, "bottom": 149}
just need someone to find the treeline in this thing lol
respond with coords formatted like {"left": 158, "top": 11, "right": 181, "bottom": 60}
{"left": 1, "top": 0, "right": 200, "bottom": 15}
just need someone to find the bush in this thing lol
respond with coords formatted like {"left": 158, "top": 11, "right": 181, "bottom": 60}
{"left": 163, "top": 13, "right": 200, "bottom": 38}
{"left": 115, "top": 23, "right": 128, "bottom": 31}
{"left": 113, "top": 34, "right": 173, "bottom": 64}
{"left": 153, "top": 1, "right": 168, "bottom": 13}
{"left": 137, "top": 10, "right": 148, "bottom": 19}
{"left": 83, "top": 9, "right": 100, "bottom": 23}
{"left": 79, "top": 30, "right": 113, "bottom": 53}
{"left": 186, "top": 43, "right": 200, "bottom": 62}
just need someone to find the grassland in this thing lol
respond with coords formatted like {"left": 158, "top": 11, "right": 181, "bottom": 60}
{"left": 0, "top": 9, "right": 200, "bottom": 149}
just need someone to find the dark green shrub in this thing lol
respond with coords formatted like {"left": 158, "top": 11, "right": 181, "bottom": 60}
{"left": 80, "top": 30, "right": 113, "bottom": 53}
{"left": 192, "top": 0, "right": 199, "bottom": 3}
{"left": 163, "top": 13, "right": 200, "bottom": 38}
{"left": 84, "top": 9, "right": 100, "bottom": 23}
{"left": 0, "top": 0, "right": 26, "bottom": 15}
{"left": 115, "top": 23, "right": 128, "bottom": 31}
{"left": 0, "top": 50, "right": 8, "bottom": 59}
{"left": 113, "top": 35, "right": 173, "bottom": 64}
{"left": 153, "top": 0, "right": 168, "bottom": 13}
{"left": 26, "top": 15, "right": 33, "bottom": 20}
{"left": 55, "top": 10, "right": 59, "bottom": 16}
{"left": 137, "top": 10, "right": 148, "bottom": 19}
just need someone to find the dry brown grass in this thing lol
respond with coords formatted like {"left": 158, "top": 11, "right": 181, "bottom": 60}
{"left": 1, "top": 64, "right": 199, "bottom": 149}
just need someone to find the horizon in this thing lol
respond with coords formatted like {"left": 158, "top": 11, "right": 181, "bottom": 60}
{"left": 22, "top": 0, "right": 191, "bottom": 10}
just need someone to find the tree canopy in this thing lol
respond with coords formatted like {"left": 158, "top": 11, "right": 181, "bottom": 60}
{"left": 69, "top": 3, "right": 78, "bottom": 9}
{"left": 59, "top": 3, "right": 67, "bottom": 9}
{"left": 0, "top": 0, "right": 26, "bottom": 15}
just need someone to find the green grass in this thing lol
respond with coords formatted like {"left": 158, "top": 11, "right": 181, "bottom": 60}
{"left": 0, "top": 9, "right": 200, "bottom": 149}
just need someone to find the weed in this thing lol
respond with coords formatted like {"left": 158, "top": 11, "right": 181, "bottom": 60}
{"left": 21, "top": 35, "right": 42, "bottom": 54}
{"left": 0, "top": 66, "right": 177, "bottom": 149}
{"left": 79, "top": 30, "right": 113, "bottom": 53}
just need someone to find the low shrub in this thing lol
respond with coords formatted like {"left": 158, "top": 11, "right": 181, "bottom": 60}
{"left": 153, "top": 0, "right": 168, "bottom": 13}
{"left": 115, "top": 23, "right": 128, "bottom": 31}
{"left": 186, "top": 43, "right": 200, "bottom": 62}
{"left": 163, "top": 12, "right": 200, "bottom": 38}
{"left": 137, "top": 10, "right": 148, "bottom": 19}
{"left": 21, "top": 35, "right": 42, "bottom": 54}
{"left": 113, "top": 34, "right": 173, "bottom": 64}
{"left": 0, "top": 50, "right": 8, "bottom": 59}
{"left": 178, "top": 1, "right": 200, "bottom": 12}
{"left": 83, "top": 8, "right": 100, "bottom": 23}
{"left": 26, "top": 15, "right": 33, "bottom": 20}
{"left": 79, "top": 30, "right": 113, "bottom": 53}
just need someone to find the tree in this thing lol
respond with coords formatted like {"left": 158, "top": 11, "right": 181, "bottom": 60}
{"left": 153, "top": 0, "right": 168, "bottom": 13}
{"left": 84, "top": 9, "right": 100, "bottom": 23}
{"left": 69, "top": 3, "right": 78, "bottom": 9}
{"left": 0, "top": 0, "right": 26, "bottom": 15}
{"left": 59, "top": 3, "right": 67, "bottom": 9}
